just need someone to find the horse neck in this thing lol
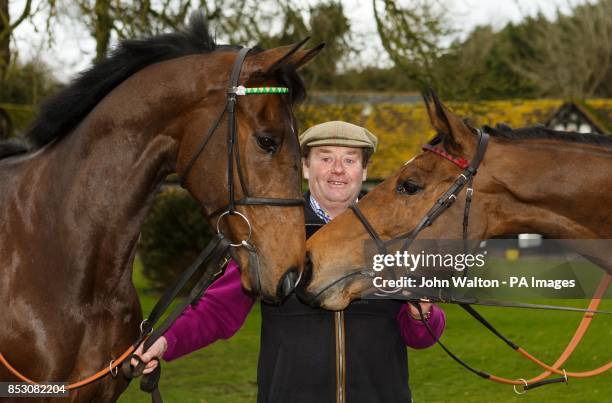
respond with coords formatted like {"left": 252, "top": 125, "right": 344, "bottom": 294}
{"left": 481, "top": 138, "right": 612, "bottom": 238}
{"left": 32, "top": 57, "right": 209, "bottom": 290}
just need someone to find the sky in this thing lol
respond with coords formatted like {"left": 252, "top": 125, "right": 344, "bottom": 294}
{"left": 10, "top": 0, "right": 592, "bottom": 82}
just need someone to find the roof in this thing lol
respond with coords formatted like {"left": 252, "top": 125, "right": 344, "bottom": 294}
{"left": 545, "top": 101, "right": 611, "bottom": 134}
{"left": 298, "top": 98, "right": 612, "bottom": 180}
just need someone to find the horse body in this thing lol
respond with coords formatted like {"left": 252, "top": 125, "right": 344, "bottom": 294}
{"left": 0, "top": 55, "right": 211, "bottom": 402}
{"left": 0, "top": 16, "right": 322, "bottom": 401}
{"left": 303, "top": 94, "right": 612, "bottom": 310}
{"left": 480, "top": 139, "right": 612, "bottom": 238}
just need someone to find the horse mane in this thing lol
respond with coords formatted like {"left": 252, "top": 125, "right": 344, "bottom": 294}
{"left": 483, "top": 123, "right": 612, "bottom": 147}
{"left": 0, "top": 12, "right": 305, "bottom": 159}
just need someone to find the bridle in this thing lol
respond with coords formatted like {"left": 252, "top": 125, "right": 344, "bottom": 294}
{"left": 0, "top": 46, "right": 306, "bottom": 403}
{"left": 349, "top": 128, "right": 489, "bottom": 256}
{"left": 348, "top": 128, "right": 611, "bottom": 393}
{"left": 180, "top": 46, "right": 304, "bottom": 248}
{"left": 179, "top": 46, "right": 304, "bottom": 296}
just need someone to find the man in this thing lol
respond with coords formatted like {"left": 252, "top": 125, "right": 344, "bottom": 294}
{"left": 136, "top": 121, "right": 446, "bottom": 403}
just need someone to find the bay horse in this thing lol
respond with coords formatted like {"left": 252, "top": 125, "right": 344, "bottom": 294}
{"left": 0, "top": 15, "right": 321, "bottom": 402}
{"left": 300, "top": 92, "right": 612, "bottom": 392}
{"left": 302, "top": 93, "right": 612, "bottom": 310}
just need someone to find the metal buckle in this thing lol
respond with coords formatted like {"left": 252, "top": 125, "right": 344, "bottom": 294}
{"left": 228, "top": 85, "right": 246, "bottom": 96}
{"left": 109, "top": 360, "right": 118, "bottom": 378}
{"left": 139, "top": 319, "right": 153, "bottom": 335}
{"left": 216, "top": 210, "right": 253, "bottom": 247}
{"left": 513, "top": 379, "right": 528, "bottom": 395}
{"left": 466, "top": 187, "right": 474, "bottom": 197}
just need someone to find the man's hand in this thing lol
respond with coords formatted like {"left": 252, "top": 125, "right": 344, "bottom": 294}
{"left": 408, "top": 301, "right": 432, "bottom": 321}
{"left": 131, "top": 336, "right": 168, "bottom": 374}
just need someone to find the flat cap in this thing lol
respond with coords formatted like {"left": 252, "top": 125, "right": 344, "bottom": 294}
{"left": 299, "top": 121, "right": 378, "bottom": 152}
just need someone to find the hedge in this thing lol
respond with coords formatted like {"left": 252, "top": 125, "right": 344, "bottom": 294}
{"left": 138, "top": 187, "right": 215, "bottom": 292}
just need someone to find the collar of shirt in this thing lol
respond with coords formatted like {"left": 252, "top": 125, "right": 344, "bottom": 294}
{"left": 309, "top": 194, "right": 331, "bottom": 224}
{"left": 309, "top": 194, "right": 361, "bottom": 224}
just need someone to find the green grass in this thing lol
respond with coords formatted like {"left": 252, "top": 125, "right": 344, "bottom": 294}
{"left": 119, "top": 260, "right": 611, "bottom": 403}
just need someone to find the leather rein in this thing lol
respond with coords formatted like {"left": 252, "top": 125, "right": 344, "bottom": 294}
{"left": 0, "top": 47, "right": 304, "bottom": 402}
{"left": 348, "top": 128, "right": 611, "bottom": 393}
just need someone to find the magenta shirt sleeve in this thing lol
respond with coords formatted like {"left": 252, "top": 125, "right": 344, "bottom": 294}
{"left": 162, "top": 260, "right": 254, "bottom": 361}
{"left": 396, "top": 304, "right": 446, "bottom": 349}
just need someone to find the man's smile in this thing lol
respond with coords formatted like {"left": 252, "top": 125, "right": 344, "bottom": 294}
{"left": 327, "top": 179, "right": 348, "bottom": 187}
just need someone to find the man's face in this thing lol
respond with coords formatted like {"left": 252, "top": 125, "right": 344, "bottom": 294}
{"left": 303, "top": 146, "right": 367, "bottom": 209}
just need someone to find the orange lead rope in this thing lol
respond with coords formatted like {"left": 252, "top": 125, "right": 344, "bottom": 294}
{"left": 414, "top": 273, "right": 610, "bottom": 393}
{"left": 500, "top": 274, "right": 611, "bottom": 391}
{"left": 0, "top": 344, "right": 136, "bottom": 390}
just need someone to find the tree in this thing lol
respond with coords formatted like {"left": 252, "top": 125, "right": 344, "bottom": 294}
{"left": 69, "top": 0, "right": 193, "bottom": 62}
{"left": 62, "top": 0, "right": 351, "bottom": 89}
{"left": 202, "top": 0, "right": 352, "bottom": 89}
{"left": 435, "top": 23, "right": 538, "bottom": 100}
{"left": 372, "top": 0, "right": 452, "bottom": 92}
{"left": 0, "top": 0, "right": 58, "bottom": 138}
{"left": 0, "top": 0, "right": 33, "bottom": 78}
{"left": 510, "top": 0, "right": 612, "bottom": 99}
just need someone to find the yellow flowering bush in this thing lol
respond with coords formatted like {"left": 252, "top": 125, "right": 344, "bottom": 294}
{"left": 297, "top": 99, "right": 612, "bottom": 179}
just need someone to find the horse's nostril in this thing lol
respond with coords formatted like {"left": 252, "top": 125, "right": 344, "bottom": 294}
{"left": 278, "top": 269, "right": 298, "bottom": 300}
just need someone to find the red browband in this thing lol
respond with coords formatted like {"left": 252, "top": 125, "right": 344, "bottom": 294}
{"left": 422, "top": 144, "right": 470, "bottom": 169}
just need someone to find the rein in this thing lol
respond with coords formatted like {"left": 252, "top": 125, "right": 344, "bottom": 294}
{"left": 0, "top": 233, "right": 232, "bottom": 400}
{"left": 349, "top": 128, "right": 611, "bottom": 393}
{"left": 0, "top": 47, "right": 302, "bottom": 402}
{"left": 412, "top": 273, "right": 611, "bottom": 393}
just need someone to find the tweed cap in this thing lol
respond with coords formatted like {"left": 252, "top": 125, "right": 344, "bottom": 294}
{"left": 299, "top": 121, "right": 378, "bottom": 152}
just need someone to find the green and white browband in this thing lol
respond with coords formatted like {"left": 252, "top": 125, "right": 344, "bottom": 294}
{"left": 229, "top": 85, "right": 289, "bottom": 96}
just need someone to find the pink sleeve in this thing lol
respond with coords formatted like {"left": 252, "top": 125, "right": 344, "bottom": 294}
{"left": 396, "top": 304, "right": 446, "bottom": 349}
{"left": 162, "top": 260, "right": 254, "bottom": 361}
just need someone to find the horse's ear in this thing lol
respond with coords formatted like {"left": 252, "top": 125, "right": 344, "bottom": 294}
{"left": 423, "top": 89, "right": 450, "bottom": 135}
{"left": 423, "top": 88, "right": 475, "bottom": 155}
{"left": 249, "top": 40, "right": 325, "bottom": 74}
{"left": 282, "top": 42, "right": 325, "bottom": 72}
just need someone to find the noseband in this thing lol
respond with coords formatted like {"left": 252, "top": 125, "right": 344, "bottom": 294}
{"left": 349, "top": 128, "right": 489, "bottom": 255}
{"left": 179, "top": 47, "right": 304, "bottom": 248}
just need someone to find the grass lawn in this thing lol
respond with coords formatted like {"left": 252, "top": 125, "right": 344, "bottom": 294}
{"left": 118, "top": 261, "right": 611, "bottom": 403}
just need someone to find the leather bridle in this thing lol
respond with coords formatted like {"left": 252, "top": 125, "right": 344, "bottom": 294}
{"left": 348, "top": 128, "right": 611, "bottom": 393}
{"left": 349, "top": 128, "right": 489, "bottom": 255}
{"left": 179, "top": 46, "right": 304, "bottom": 296}
{"left": 180, "top": 46, "right": 304, "bottom": 245}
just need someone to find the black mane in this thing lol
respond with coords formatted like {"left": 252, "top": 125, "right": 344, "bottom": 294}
{"left": 3, "top": 12, "right": 305, "bottom": 157}
{"left": 25, "top": 13, "right": 221, "bottom": 150}
{"left": 483, "top": 123, "right": 612, "bottom": 147}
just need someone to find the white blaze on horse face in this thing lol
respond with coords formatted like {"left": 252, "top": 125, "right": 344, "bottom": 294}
{"left": 303, "top": 146, "right": 366, "bottom": 218}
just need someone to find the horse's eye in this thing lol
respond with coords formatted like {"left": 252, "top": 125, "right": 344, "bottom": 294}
{"left": 256, "top": 135, "right": 277, "bottom": 153}
{"left": 397, "top": 180, "right": 422, "bottom": 195}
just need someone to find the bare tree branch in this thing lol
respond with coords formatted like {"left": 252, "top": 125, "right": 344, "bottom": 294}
{"left": 0, "top": 0, "right": 33, "bottom": 43}
{"left": 372, "top": 0, "right": 453, "bottom": 91}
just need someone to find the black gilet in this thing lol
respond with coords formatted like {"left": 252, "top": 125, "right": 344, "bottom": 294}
{"left": 257, "top": 193, "right": 411, "bottom": 403}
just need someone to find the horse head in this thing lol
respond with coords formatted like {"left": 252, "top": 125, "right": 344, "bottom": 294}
{"left": 302, "top": 90, "right": 612, "bottom": 310}
{"left": 173, "top": 39, "right": 323, "bottom": 302}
